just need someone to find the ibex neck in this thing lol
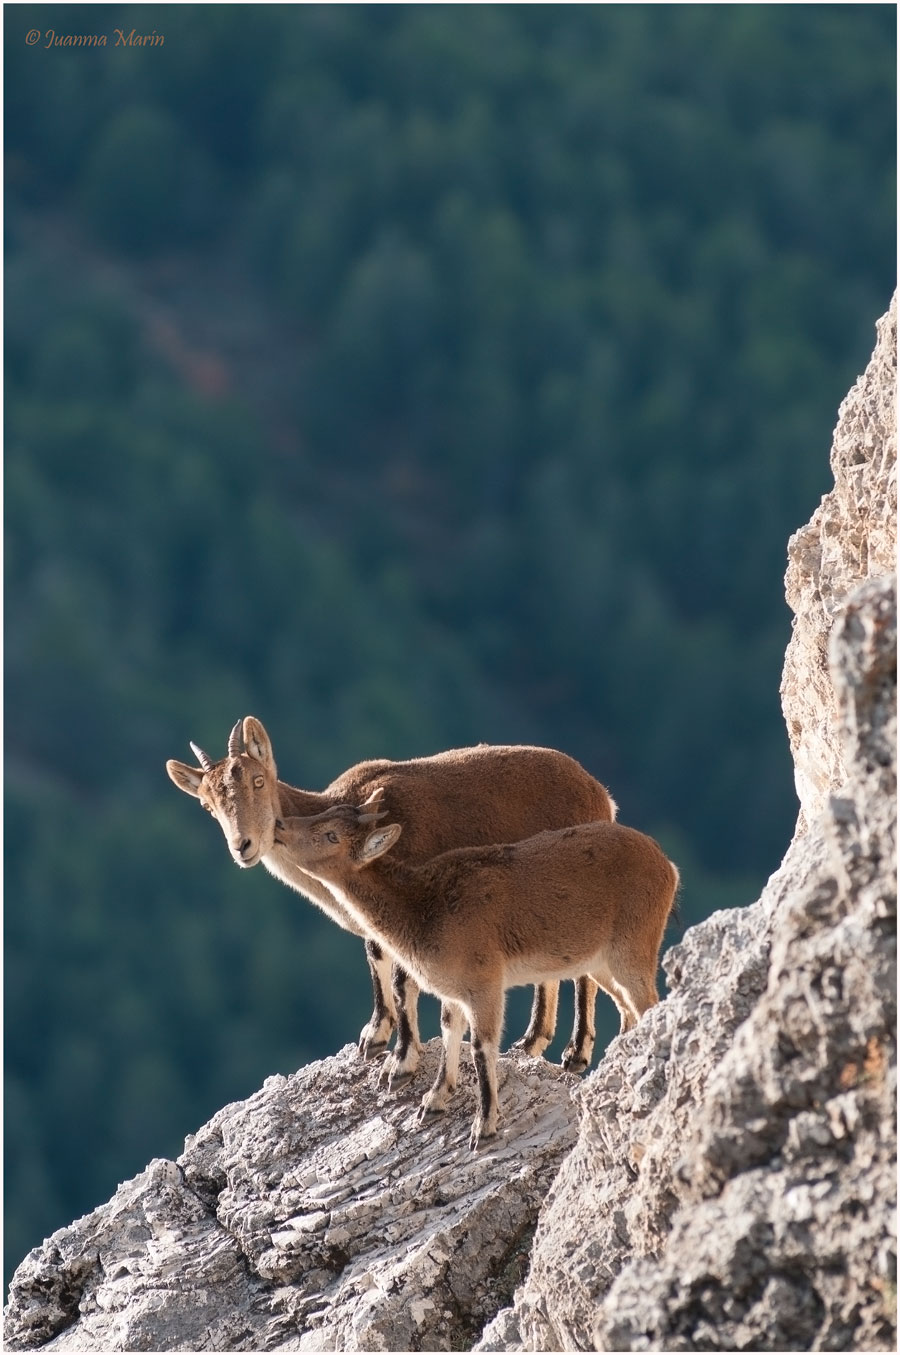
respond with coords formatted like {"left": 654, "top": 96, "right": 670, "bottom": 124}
{"left": 314, "top": 856, "right": 425, "bottom": 960}
{"left": 276, "top": 781, "right": 332, "bottom": 817}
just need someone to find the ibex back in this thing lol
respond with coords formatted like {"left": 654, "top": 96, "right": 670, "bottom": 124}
{"left": 166, "top": 717, "right": 618, "bottom": 1081}
{"left": 275, "top": 794, "right": 680, "bottom": 1149}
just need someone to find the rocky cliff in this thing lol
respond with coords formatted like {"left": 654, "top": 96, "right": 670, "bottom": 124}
{"left": 3, "top": 1045, "right": 580, "bottom": 1352}
{"left": 782, "top": 297, "right": 897, "bottom": 836}
{"left": 5, "top": 298, "right": 896, "bottom": 1352}
{"left": 476, "top": 295, "right": 896, "bottom": 1354}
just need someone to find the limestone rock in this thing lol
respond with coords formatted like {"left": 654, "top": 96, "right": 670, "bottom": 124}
{"left": 479, "top": 299, "right": 897, "bottom": 1352}
{"left": 481, "top": 573, "right": 896, "bottom": 1352}
{"left": 3, "top": 1045, "right": 578, "bottom": 1351}
{"left": 782, "top": 293, "right": 896, "bottom": 833}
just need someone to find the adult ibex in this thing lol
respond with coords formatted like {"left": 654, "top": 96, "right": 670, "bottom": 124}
{"left": 273, "top": 791, "right": 680, "bottom": 1148}
{"left": 166, "top": 717, "right": 617, "bottom": 1082}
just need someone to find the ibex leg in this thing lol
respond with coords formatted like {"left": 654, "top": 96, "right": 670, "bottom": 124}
{"left": 358, "top": 939, "right": 396, "bottom": 1058}
{"left": 590, "top": 958, "right": 651, "bottom": 1035}
{"left": 383, "top": 965, "right": 423, "bottom": 1088}
{"left": 607, "top": 955, "right": 659, "bottom": 1033}
{"left": 468, "top": 987, "right": 505, "bottom": 1150}
{"left": 419, "top": 1002, "right": 466, "bottom": 1119}
{"left": 562, "top": 976, "right": 599, "bottom": 1073}
{"left": 513, "top": 982, "right": 560, "bottom": 1058}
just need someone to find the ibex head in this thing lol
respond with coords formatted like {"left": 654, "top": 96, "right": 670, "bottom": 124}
{"left": 166, "top": 716, "right": 281, "bottom": 868}
{"left": 280, "top": 790, "right": 402, "bottom": 872}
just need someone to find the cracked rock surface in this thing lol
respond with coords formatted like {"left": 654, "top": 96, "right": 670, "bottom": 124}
{"left": 479, "top": 300, "right": 896, "bottom": 1352}
{"left": 782, "top": 294, "right": 896, "bottom": 834}
{"left": 4, "top": 1045, "right": 578, "bottom": 1351}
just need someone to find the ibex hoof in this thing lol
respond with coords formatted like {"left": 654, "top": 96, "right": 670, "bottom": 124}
{"left": 382, "top": 1046, "right": 419, "bottom": 1083}
{"left": 511, "top": 1037, "right": 546, "bottom": 1059}
{"left": 561, "top": 1044, "right": 591, "bottom": 1075}
{"left": 359, "top": 1037, "right": 389, "bottom": 1061}
{"left": 417, "top": 1098, "right": 448, "bottom": 1123}
{"left": 469, "top": 1123, "right": 498, "bottom": 1152}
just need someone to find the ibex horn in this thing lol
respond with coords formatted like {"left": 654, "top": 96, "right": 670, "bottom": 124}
{"left": 357, "top": 786, "right": 388, "bottom": 823}
{"left": 227, "top": 720, "right": 244, "bottom": 757}
{"left": 190, "top": 741, "right": 214, "bottom": 772}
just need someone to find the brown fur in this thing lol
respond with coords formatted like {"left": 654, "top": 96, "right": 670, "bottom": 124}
{"left": 275, "top": 801, "right": 679, "bottom": 1149}
{"left": 166, "top": 717, "right": 617, "bottom": 1080}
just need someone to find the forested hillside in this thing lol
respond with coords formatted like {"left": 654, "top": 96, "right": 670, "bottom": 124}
{"left": 5, "top": 3, "right": 895, "bottom": 1282}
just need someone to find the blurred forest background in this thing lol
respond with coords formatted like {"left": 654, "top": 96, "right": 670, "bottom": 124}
{"left": 4, "top": 3, "right": 895, "bottom": 1282}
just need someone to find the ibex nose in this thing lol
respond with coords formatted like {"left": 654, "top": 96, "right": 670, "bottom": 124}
{"left": 233, "top": 837, "right": 253, "bottom": 859}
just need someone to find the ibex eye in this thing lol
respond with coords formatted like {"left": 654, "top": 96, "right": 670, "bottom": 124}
{"left": 253, "top": 776, "right": 264, "bottom": 789}
{"left": 326, "top": 831, "right": 339, "bottom": 844}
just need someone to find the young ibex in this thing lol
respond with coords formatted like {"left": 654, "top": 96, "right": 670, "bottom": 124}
{"left": 274, "top": 792, "right": 680, "bottom": 1149}
{"left": 166, "top": 717, "right": 617, "bottom": 1082}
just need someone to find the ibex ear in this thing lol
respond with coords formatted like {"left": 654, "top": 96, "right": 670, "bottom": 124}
{"left": 359, "top": 824, "right": 402, "bottom": 863}
{"left": 243, "top": 717, "right": 275, "bottom": 771}
{"left": 166, "top": 760, "right": 204, "bottom": 797}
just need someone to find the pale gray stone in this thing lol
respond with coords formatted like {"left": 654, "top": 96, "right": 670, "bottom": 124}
{"left": 782, "top": 293, "right": 896, "bottom": 833}
{"left": 479, "top": 297, "right": 896, "bottom": 1353}
{"left": 5, "top": 1046, "right": 578, "bottom": 1351}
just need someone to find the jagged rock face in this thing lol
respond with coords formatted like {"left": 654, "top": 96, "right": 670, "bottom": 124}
{"left": 3, "top": 1045, "right": 578, "bottom": 1352}
{"left": 478, "top": 299, "right": 897, "bottom": 1352}
{"left": 480, "top": 575, "right": 896, "bottom": 1352}
{"left": 5, "top": 300, "right": 896, "bottom": 1353}
{"left": 782, "top": 294, "right": 897, "bottom": 833}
